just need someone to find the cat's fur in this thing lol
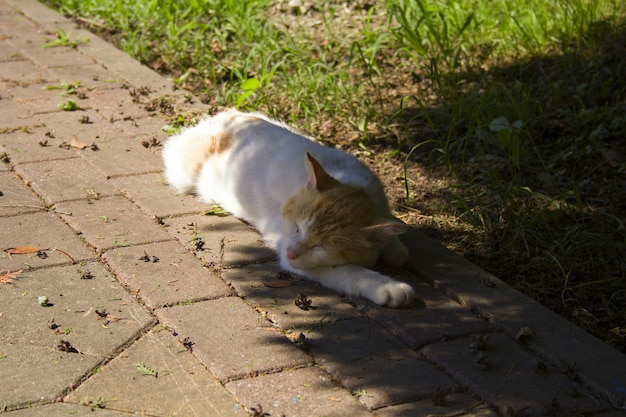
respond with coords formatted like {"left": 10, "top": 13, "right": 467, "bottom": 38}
{"left": 162, "top": 109, "right": 414, "bottom": 307}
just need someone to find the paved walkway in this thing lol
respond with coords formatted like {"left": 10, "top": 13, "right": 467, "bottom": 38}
{"left": 0, "top": 1, "right": 624, "bottom": 416}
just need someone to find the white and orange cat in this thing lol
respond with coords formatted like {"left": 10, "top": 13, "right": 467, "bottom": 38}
{"left": 162, "top": 109, "right": 414, "bottom": 307}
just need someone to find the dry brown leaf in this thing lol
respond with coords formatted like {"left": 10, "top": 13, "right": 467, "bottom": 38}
{"left": 5, "top": 246, "right": 48, "bottom": 258}
{"left": 70, "top": 134, "right": 87, "bottom": 150}
{"left": 263, "top": 280, "right": 294, "bottom": 288}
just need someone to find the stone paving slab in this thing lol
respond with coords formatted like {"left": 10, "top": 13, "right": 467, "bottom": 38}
{"left": 165, "top": 214, "right": 277, "bottom": 267}
{"left": 0, "top": 344, "right": 101, "bottom": 409}
{"left": 1, "top": 211, "right": 95, "bottom": 271}
{"left": 306, "top": 317, "right": 457, "bottom": 410}
{"left": 222, "top": 261, "right": 362, "bottom": 330}
{"left": 13, "top": 158, "right": 117, "bottom": 204}
{"left": 113, "top": 172, "right": 207, "bottom": 218}
{"left": 85, "top": 88, "right": 154, "bottom": 123}
{"left": 6, "top": 82, "right": 70, "bottom": 115}
{"left": 357, "top": 273, "right": 492, "bottom": 349}
{"left": 0, "top": 170, "right": 43, "bottom": 216}
{"left": 65, "top": 327, "right": 248, "bottom": 417}
{"left": 103, "top": 240, "right": 234, "bottom": 309}
{"left": 375, "top": 393, "right": 498, "bottom": 417}
{"left": 0, "top": 58, "right": 53, "bottom": 90}
{"left": 79, "top": 134, "right": 163, "bottom": 178}
{"left": 47, "top": 63, "right": 127, "bottom": 91}
{"left": 155, "top": 297, "right": 312, "bottom": 382}
{"left": 2, "top": 403, "right": 146, "bottom": 417}
{"left": 421, "top": 332, "right": 612, "bottom": 416}
{"left": 111, "top": 112, "right": 173, "bottom": 139}
{"left": 56, "top": 195, "right": 173, "bottom": 253}
{"left": 225, "top": 366, "right": 375, "bottom": 417}
{"left": 0, "top": 262, "right": 154, "bottom": 408}
{"left": 34, "top": 109, "right": 122, "bottom": 149}
{"left": 0, "top": 129, "right": 79, "bottom": 166}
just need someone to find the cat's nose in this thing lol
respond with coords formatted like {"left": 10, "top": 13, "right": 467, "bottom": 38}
{"left": 286, "top": 248, "right": 298, "bottom": 260}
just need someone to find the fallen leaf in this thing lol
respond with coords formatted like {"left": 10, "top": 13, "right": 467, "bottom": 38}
{"left": 5, "top": 246, "right": 48, "bottom": 259}
{"left": 263, "top": 280, "right": 294, "bottom": 288}
{"left": 70, "top": 134, "right": 87, "bottom": 150}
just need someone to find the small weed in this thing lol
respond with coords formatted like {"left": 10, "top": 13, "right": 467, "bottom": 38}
{"left": 79, "top": 397, "right": 108, "bottom": 410}
{"left": 58, "top": 99, "right": 80, "bottom": 111}
{"left": 135, "top": 362, "right": 158, "bottom": 377}
{"left": 43, "top": 29, "right": 89, "bottom": 48}
{"left": 351, "top": 388, "right": 372, "bottom": 398}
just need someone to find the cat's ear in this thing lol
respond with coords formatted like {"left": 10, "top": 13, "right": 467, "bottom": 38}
{"left": 305, "top": 152, "right": 338, "bottom": 191}
{"left": 361, "top": 220, "right": 409, "bottom": 249}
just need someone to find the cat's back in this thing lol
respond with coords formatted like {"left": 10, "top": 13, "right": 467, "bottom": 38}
{"left": 162, "top": 109, "right": 388, "bottom": 214}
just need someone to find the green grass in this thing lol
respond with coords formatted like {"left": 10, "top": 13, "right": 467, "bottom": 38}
{"left": 44, "top": 0, "right": 626, "bottom": 351}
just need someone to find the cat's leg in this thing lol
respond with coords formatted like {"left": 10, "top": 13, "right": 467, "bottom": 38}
{"left": 380, "top": 237, "right": 409, "bottom": 267}
{"left": 293, "top": 263, "right": 415, "bottom": 308}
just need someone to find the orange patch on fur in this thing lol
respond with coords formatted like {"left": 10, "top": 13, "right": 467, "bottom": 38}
{"left": 185, "top": 130, "right": 232, "bottom": 179}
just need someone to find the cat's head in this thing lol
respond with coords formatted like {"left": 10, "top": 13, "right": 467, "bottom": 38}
{"left": 281, "top": 152, "right": 407, "bottom": 269}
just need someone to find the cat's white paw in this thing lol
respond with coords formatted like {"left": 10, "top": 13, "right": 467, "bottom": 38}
{"left": 370, "top": 281, "right": 415, "bottom": 308}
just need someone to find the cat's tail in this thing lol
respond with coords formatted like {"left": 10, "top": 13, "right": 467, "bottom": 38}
{"left": 161, "top": 128, "right": 199, "bottom": 194}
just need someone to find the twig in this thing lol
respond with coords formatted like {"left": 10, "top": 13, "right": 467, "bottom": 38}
{"left": 54, "top": 248, "right": 75, "bottom": 264}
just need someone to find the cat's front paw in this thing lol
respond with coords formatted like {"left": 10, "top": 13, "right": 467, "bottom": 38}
{"left": 371, "top": 281, "right": 415, "bottom": 308}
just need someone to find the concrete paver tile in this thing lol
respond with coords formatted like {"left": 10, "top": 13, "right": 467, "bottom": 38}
{"left": 0, "top": 211, "right": 95, "bottom": 271}
{"left": 0, "top": 262, "right": 154, "bottom": 409}
{"left": 65, "top": 327, "right": 248, "bottom": 417}
{"left": 19, "top": 44, "right": 96, "bottom": 69}
{"left": 359, "top": 277, "right": 492, "bottom": 348}
{"left": 56, "top": 195, "right": 173, "bottom": 252}
{"left": 0, "top": 343, "right": 101, "bottom": 409}
{"left": 3, "top": 23, "right": 48, "bottom": 51}
{"left": 6, "top": 82, "right": 69, "bottom": 114}
{"left": 36, "top": 108, "right": 121, "bottom": 145}
{"left": 13, "top": 158, "right": 117, "bottom": 204}
{"left": 306, "top": 317, "right": 457, "bottom": 409}
{"left": 87, "top": 88, "right": 152, "bottom": 122}
{"left": 47, "top": 63, "right": 127, "bottom": 90}
{"left": 226, "top": 366, "right": 375, "bottom": 417}
{"left": 0, "top": 56, "right": 54, "bottom": 86}
{"left": 222, "top": 261, "right": 362, "bottom": 330}
{"left": 0, "top": 262, "right": 154, "bottom": 357}
{"left": 72, "top": 35, "right": 172, "bottom": 95}
{"left": 1, "top": 403, "right": 146, "bottom": 416}
{"left": 0, "top": 101, "right": 35, "bottom": 133}
{"left": 165, "top": 214, "right": 276, "bottom": 267}
{"left": 114, "top": 172, "right": 207, "bottom": 218}
{"left": 1, "top": 129, "right": 80, "bottom": 165}
{"left": 82, "top": 136, "right": 162, "bottom": 178}
{"left": 103, "top": 240, "right": 233, "bottom": 309}
{"left": 5, "top": 0, "right": 64, "bottom": 25}
{"left": 111, "top": 113, "right": 171, "bottom": 139}
{"left": 421, "top": 333, "right": 611, "bottom": 416}
{"left": 0, "top": 170, "right": 44, "bottom": 216}
{"left": 374, "top": 393, "right": 498, "bottom": 417}
{"left": 156, "top": 297, "right": 312, "bottom": 382}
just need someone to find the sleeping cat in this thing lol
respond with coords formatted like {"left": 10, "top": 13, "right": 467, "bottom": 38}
{"left": 162, "top": 109, "right": 415, "bottom": 307}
